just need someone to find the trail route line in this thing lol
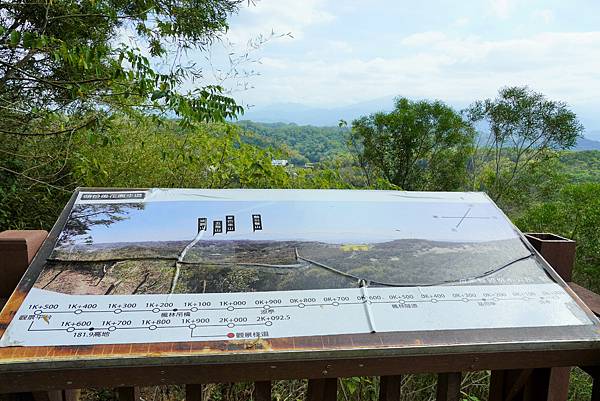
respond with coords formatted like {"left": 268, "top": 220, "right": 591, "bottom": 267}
{"left": 0, "top": 283, "right": 591, "bottom": 347}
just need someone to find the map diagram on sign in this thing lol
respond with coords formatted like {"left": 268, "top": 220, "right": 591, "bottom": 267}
{"left": 0, "top": 189, "right": 595, "bottom": 347}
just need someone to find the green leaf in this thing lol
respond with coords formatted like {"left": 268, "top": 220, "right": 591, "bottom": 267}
{"left": 10, "top": 31, "right": 21, "bottom": 46}
{"left": 151, "top": 91, "right": 166, "bottom": 101}
{"left": 22, "top": 31, "right": 33, "bottom": 48}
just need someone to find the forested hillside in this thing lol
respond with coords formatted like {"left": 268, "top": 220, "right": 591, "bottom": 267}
{"left": 237, "top": 120, "right": 600, "bottom": 185}
{"left": 560, "top": 151, "right": 600, "bottom": 182}
{"left": 236, "top": 120, "right": 349, "bottom": 163}
{"left": 575, "top": 136, "right": 600, "bottom": 150}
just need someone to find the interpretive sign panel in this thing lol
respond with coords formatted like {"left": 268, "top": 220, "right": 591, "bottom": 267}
{"left": 0, "top": 189, "right": 596, "bottom": 348}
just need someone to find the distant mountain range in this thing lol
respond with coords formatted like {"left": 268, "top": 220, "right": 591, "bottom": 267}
{"left": 242, "top": 97, "right": 600, "bottom": 151}
{"left": 242, "top": 96, "right": 396, "bottom": 126}
{"left": 575, "top": 136, "right": 600, "bottom": 151}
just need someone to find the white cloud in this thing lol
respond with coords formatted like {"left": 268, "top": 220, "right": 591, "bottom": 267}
{"left": 534, "top": 9, "right": 555, "bottom": 24}
{"left": 227, "top": 0, "right": 334, "bottom": 43}
{"left": 452, "top": 17, "right": 470, "bottom": 27}
{"left": 259, "top": 57, "right": 287, "bottom": 69}
{"left": 401, "top": 31, "right": 448, "bottom": 46}
{"left": 240, "top": 31, "right": 600, "bottom": 108}
{"left": 489, "top": 0, "right": 516, "bottom": 19}
{"left": 327, "top": 40, "right": 353, "bottom": 54}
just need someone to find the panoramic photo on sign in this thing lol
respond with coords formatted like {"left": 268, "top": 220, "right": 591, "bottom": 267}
{"left": 0, "top": 189, "right": 594, "bottom": 347}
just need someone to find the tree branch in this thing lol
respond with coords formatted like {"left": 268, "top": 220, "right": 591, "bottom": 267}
{"left": 0, "top": 117, "right": 96, "bottom": 136}
{"left": 0, "top": 165, "right": 71, "bottom": 192}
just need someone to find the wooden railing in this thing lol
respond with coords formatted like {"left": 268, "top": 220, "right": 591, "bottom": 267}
{"left": 1, "top": 230, "right": 599, "bottom": 401}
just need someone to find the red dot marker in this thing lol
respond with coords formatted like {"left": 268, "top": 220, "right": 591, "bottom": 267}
{"left": 227, "top": 332, "right": 235, "bottom": 338}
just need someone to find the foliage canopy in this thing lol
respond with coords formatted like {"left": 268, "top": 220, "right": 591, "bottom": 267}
{"left": 0, "top": 0, "right": 244, "bottom": 138}
{"left": 466, "top": 86, "right": 583, "bottom": 201}
{"left": 517, "top": 183, "right": 600, "bottom": 292}
{"left": 0, "top": 0, "right": 246, "bottom": 227}
{"left": 351, "top": 97, "right": 474, "bottom": 190}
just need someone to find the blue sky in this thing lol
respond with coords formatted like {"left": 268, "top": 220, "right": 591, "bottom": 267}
{"left": 180, "top": 0, "right": 600, "bottom": 137}
{"left": 68, "top": 200, "right": 517, "bottom": 245}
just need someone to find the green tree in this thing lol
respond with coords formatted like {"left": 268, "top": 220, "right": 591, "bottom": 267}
{"left": 71, "top": 118, "right": 293, "bottom": 190}
{"left": 0, "top": 0, "right": 243, "bottom": 138}
{"left": 0, "top": 0, "right": 245, "bottom": 229}
{"left": 516, "top": 183, "right": 600, "bottom": 292}
{"left": 466, "top": 86, "right": 583, "bottom": 202}
{"left": 351, "top": 97, "right": 475, "bottom": 190}
{"left": 476, "top": 150, "right": 569, "bottom": 216}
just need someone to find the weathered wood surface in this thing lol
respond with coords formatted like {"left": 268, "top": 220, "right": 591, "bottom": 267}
{"left": 116, "top": 387, "right": 139, "bottom": 401}
{"left": 546, "top": 367, "right": 570, "bottom": 401}
{"left": 185, "top": 384, "right": 202, "bottom": 401}
{"left": 592, "top": 368, "right": 600, "bottom": 401}
{"left": 306, "top": 378, "right": 337, "bottom": 401}
{"left": 253, "top": 381, "right": 271, "bottom": 401}
{"left": 489, "top": 368, "right": 558, "bottom": 401}
{"left": 570, "top": 282, "right": 600, "bottom": 316}
{"left": 1, "top": 348, "right": 600, "bottom": 393}
{"left": 378, "top": 375, "right": 401, "bottom": 401}
{"left": 436, "top": 372, "right": 461, "bottom": 401}
{"left": 524, "top": 234, "right": 576, "bottom": 282}
{"left": 0, "top": 230, "right": 47, "bottom": 298}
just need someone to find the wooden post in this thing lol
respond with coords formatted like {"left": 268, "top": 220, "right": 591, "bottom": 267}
{"left": 489, "top": 370, "right": 506, "bottom": 401}
{"left": 546, "top": 368, "right": 570, "bottom": 401}
{"left": 489, "top": 369, "right": 531, "bottom": 401}
{"left": 0, "top": 230, "right": 47, "bottom": 298}
{"left": 185, "top": 384, "right": 203, "bottom": 401}
{"left": 379, "top": 375, "right": 402, "bottom": 401}
{"left": 116, "top": 387, "right": 139, "bottom": 401}
{"left": 436, "top": 373, "right": 461, "bottom": 401}
{"left": 522, "top": 368, "right": 551, "bottom": 401}
{"left": 592, "top": 370, "right": 600, "bottom": 401}
{"left": 306, "top": 379, "right": 337, "bottom": 401}
{"left": 527, "top": 234, "right": 575, "bottom": 401}
{"left": 62, "top": 391, "right": 79, "bottom": 401}
{"left": 524, "top": 233, "right": 576, "bottom": 281}
{"left": 0, "top": 231, "right": 72, "bottom": 401}
{"left": 254, "top": 381, "right": 271, "bottom": 401}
